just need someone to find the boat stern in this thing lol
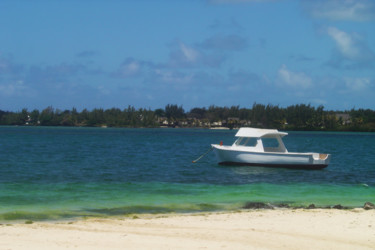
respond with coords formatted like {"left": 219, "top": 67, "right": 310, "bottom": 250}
{"left": 312, "top": 153, "right": 331, "bottom": 166}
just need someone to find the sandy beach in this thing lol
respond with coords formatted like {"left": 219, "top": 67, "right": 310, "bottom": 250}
{"left": 1, "top": 209, "right": 374, "bottom": 250}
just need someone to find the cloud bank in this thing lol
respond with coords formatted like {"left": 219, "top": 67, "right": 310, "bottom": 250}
{"left": 303, "top": 0, "right": 375, "bottom": 21}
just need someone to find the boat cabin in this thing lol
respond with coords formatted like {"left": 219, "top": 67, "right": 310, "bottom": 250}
{"left": 232, "top": 127, "right": 288, "bottom": 153}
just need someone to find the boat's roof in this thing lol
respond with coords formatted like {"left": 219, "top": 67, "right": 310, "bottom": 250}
{"left": 235, "top": 127, "right": 288, "bottom": 138}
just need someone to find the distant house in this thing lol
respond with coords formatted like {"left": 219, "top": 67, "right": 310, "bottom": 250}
{"left": 335, "top": 114, "right": 351, "bottom": 125}
{"left": 228, "top": 117, "right": 240, "bottom": 122}
{"left": 158, "top": 118, "right": 169, "bottom": 127}
{"left": 211, "top": 121, "right": 222, "bottom": 127}
{"left": 25, "top": 115, "right": 32, "bottom": 125}
{"left": 240, "top": 120, "right": 251, "bottom": 126}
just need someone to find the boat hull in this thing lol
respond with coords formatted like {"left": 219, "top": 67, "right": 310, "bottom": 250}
{"left": 218, "top": 161, "right": 328, "bottom": 170}
{"left": 212, "top": 145, "right": 330, "bottom": 170}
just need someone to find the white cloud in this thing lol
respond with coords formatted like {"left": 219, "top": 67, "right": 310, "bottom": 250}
{"left": 278, "top": 65, "right": 312, "bottom": 88}
{"left": 167, "top": 41, "right": 225, "bottom": 68}
{"left": 0, "top": 80, "right": 33, "bottom": 97}
{"left": 179, "top": 43, "right": 199, "bottom": 63}
{"left": 154, "top": 69, "right": 193, "bottom": 84}
{"left": 326, "top": 27, "right": 360, "bottom": 60}
{"left": 120, "top": 61, "right": 140, "bottom": 76}
{"left": 304, "top": 0, "right": 375, "bottom": 21}
{"left": 325, "top": 26, "right": 375, "bottom": 66}
{"left": 167, "top": 42, "right": 200, "bottom": 67}
{"left": 344, "top": 77, "right": 371, "bottom": 91}
{"left": 113, "top": 58, "right": 146, "bottom": 78}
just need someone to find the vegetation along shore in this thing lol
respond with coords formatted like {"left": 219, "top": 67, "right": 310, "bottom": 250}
{"left": 1, "top": 103, "right": 374, "bottom": 132}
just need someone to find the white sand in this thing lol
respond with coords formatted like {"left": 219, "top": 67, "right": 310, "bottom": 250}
{"left": 1, "top": 209, "right": 374, "bottom": 250}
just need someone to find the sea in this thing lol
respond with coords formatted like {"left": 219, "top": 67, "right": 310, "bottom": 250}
{"left": 0, "top": 126, "right": 374, "bottom": 222}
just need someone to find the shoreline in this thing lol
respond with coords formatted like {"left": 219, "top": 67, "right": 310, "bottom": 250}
{"left": 1, "top": 209, "right": 374, "bottom": 249}
{"left": 3, "top": 125, "right": 375, "bottom": 133}
{"left": 1, "top": 201, "right": 374, "bottom": 224}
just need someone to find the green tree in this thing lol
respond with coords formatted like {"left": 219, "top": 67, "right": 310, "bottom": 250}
{"left": 30, "top": 109, "right": 40, "bottom": 125}
{"left": 39, "top": 106, "right": 55, "bottom": 126}
{"left": 165, "top": 104, "right": 185, "bottom": 120}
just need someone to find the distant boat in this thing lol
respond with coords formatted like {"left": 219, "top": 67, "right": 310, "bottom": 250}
{"left": 211, "top": 127, "right": 331, "bottom": 170}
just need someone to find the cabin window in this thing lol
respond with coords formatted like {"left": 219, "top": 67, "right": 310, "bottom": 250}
{"left": 235, "top": 137, "right": 257, "bottom": 147}
{"left": 244, "top": 138, "right": 257, "bottom": 147}
{"left": 262, "top": 138, "right": 279, "bottom": 148}
{"left": 235, "top": 138, "right": 244, "bottom": 145}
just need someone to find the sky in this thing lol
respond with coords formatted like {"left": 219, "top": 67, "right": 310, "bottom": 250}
{"left": 0, "top": 0, "right": 374, "bottom": 112}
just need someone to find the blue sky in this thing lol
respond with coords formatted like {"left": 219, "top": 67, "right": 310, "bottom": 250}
{"left": 1, "top": 0, "right": 374, "bottom": 111}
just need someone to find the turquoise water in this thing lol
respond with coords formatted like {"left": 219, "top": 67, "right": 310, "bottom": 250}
{"left": 0, "top": 127, "right": 374, "bottom": 221}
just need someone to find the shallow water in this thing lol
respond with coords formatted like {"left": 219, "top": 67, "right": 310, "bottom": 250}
{"left": 0, "top": 127, "right": 374, "bottom": 221}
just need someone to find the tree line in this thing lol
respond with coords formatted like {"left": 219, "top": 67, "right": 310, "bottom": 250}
{"left": 0, "top": 103, "right": 374, "bottom": 131}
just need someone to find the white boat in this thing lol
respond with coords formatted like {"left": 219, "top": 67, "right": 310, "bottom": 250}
{"left": 211, "top": 127, "right": 331, "bottom": 170}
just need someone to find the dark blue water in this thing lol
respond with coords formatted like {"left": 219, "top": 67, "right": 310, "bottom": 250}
{"left": 0, "top": 127, "right": 374, "bottom": 221}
